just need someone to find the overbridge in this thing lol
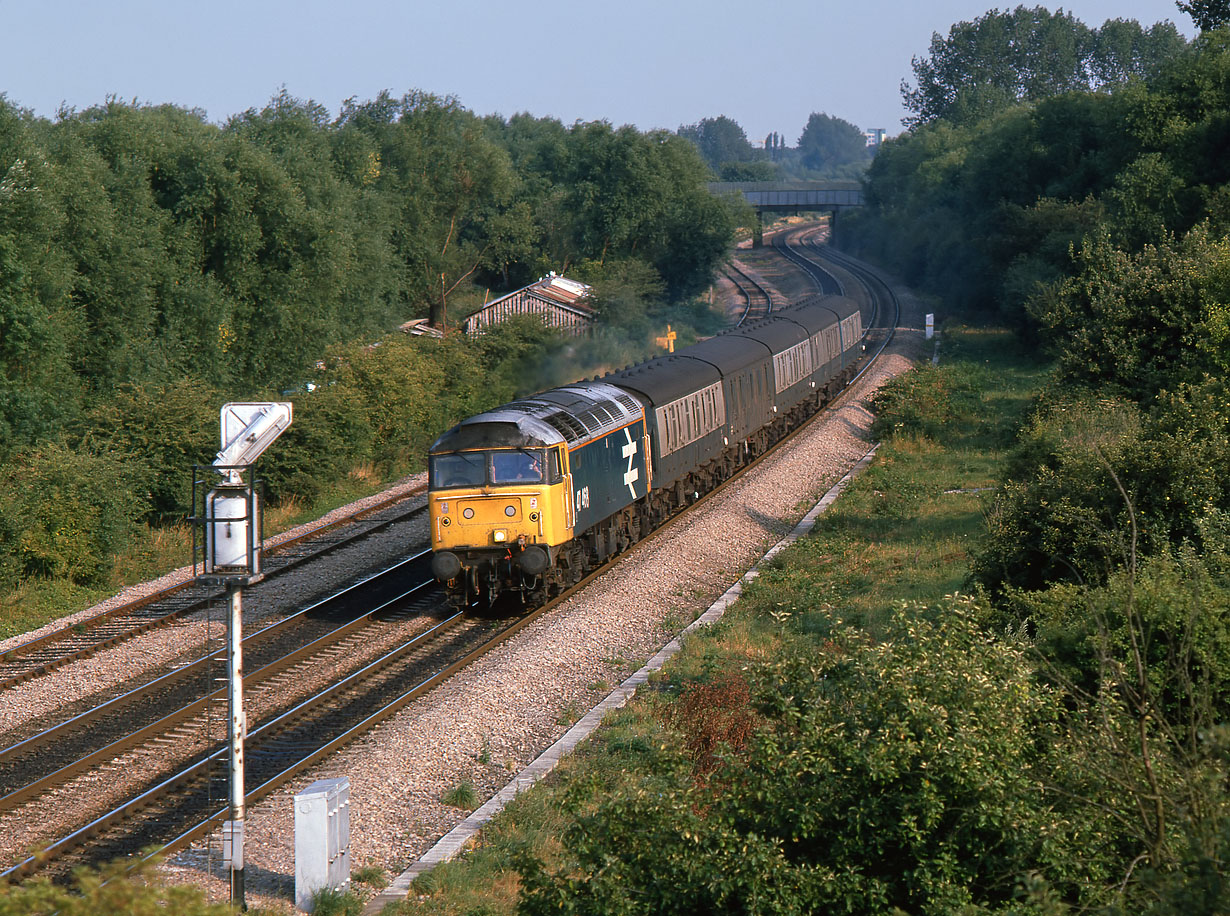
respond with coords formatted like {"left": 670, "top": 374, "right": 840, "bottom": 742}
{"left": 708, "top": 181, "right": 864, "bottom": 246}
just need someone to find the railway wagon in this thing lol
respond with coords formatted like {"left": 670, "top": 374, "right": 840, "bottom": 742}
{"left": 787, "top": 294, "right": 864, "bottom": 397}
{"left": 428, "top": 294, "right": 865, "bottom": 608}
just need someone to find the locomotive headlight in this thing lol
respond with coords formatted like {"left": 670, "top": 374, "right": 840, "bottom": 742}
{"left": 463, "top": 507, "right": 475, "bottom": 519}
{"left": 493, "top": 530, "right": 507, "bottom": 542}
{"left": 504, "top": 505, "right": 516, "bottom": 517}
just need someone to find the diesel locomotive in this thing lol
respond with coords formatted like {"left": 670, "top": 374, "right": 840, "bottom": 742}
{"left": 428, "top": 293, "right": 864, "bottom": 608}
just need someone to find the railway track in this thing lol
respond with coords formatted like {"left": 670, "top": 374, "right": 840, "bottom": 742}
{"left": 0, "top": 553, "right": 453, "bottom": 879}
{"left": 771, "top": 224, "right": 899, "bottom": 370}
{"left": 1, "top": 502, "right": 696, "bottom": 881}
{"left": 0, "top": 486, "right": 428, "bottom": 690}
{"left": 0, "top": 235, "right": 901, "bottom": 886}
{"left": 724, "top": 260, "right": 775, "bottom": 324}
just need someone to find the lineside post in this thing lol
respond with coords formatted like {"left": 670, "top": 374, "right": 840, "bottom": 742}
{"left": 190, "top": 401, "right": 292, "bottom": 913}
{"left": 224, "top": 578, "right": 246, "bottom": 909}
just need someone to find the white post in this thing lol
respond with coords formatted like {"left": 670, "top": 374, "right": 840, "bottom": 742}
{"left": 925, "top": 313, "right": 935, "bottom": 340}
{"left": 225, "top": 579, "right": 246, "bottom": 909}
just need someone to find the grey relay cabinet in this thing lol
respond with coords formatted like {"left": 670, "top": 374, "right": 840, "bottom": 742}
{"left": 294, "top": 777, "right": 351, "bottom": 912}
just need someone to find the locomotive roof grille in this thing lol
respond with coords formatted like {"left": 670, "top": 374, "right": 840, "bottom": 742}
{"left": 586, "top": 403, "right": 615, "bottom": 426}
{"left": 543, "top": 411, "right": 588, "bottom": 442}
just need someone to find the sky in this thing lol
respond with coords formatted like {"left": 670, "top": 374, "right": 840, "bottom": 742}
{"left": 1, "top": 0, "right": 1196, "bottom": 145}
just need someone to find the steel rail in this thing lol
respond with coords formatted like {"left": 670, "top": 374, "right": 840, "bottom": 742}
{"left": 0, "top": 488, "right": 427, "bottom": 690}
{"left": 0, "top": 608, "right": 475, "bottom": 882}
{"left": 0, "top": 554, "right": 435, "bottom": 813}
{"left": 724, "top": 261, "right": 774, "bottom": 325}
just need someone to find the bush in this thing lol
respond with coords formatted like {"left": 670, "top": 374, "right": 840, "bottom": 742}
{"left": 869, "top": 362, "right": 982, "bottom": 441}
{"left": 0, "top": 442, "right": 147, "bottom": 588}
{"left": 80, "top": 377, "right": 221, "bottom": 520}
{"left": 0, "top": 857, "right": 236, "bottom": 916}
{"left": 973, "top": 380, "right": 1230, "bottom": 595}
{"left": 518, "top": 598, "right": 1082, "bottom": 915}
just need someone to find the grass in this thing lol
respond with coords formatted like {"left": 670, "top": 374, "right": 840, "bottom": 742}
{"left": 382, "top": 327, "right": 1049, "bottom": 915}
{"left": 440, "top": 781, "right": 479, "bottom": 810}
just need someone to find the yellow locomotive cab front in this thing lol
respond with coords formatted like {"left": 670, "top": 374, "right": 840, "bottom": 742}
{"left": 429, "top": 445, "right": 574, "bottom": 596}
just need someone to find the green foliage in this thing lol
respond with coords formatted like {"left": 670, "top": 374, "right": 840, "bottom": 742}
{"left": 1031, "top": 226, "right": 1230, "bottom": 398}
{"left": 310, "top": 886, "right": 365, "bottom": 916}
{"left": 442, "top": 780, "right": 479, "bottom": 810}
{"left": 352, "top": 864, "right": 389, "bottom": 888}
{"left": 0, "top": 442, "right": 146, "bottom": 588}
{"left": 1178, "top": 0, "right": 1230, "bottom": 32}
{"left": 676, "top": 115, "right": 759, "bottom": 174}
{"left": 902, "top": 7, "right": 1186, "bottom": 128}
{"left": 999, "top": 556, "right": 1230, "bottom": 911}
{"left": 973, "top": 374, "right": 1230, "bottom": 588}
{"left": 717, "top": 160, "right": 778, "bottom": 182}
{"left": 517, "top": 599, "right": 1073, "bottom": 915}
{"left": 795, "top": 111, "right": 869, "bottom": 175}
{"left": 870, "top": 361, "right": 983, "bottom": 440}
{"left": 572, "top": 257, "right": 665, "bottom": 337}
{"left": 80, "top": 377, "right": 221, "bottom": 519}
{"left": 0, "top": 856, "right": 235, "bottom": 915}
{"left": 973, "top": 395, "right": 1145, "bottom": 593}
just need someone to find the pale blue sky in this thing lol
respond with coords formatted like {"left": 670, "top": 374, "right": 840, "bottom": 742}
{"left": 1, "top": 1, "right": 1195, "bottom": 143}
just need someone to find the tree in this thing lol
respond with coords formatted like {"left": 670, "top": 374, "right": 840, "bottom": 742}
{"left": 336, "top": 90, "right": 516, "bottom": 329}
{"left": 902, "top": 7, "right": 1186, "bottom": 128}
{"left": 0, "top": 120, "right": 80, "bottom": 455}
{"left": 1177, "top": 0, "right": 1230, "bottom": 31}
{"left": 676, "top": 115, "right": 756, "bottom": 173}
{"left": 1090, "top": 19, "right": 1188, "bottom": 85}
{"left": 795, "top": 112, "right": 867, "bottom": 174}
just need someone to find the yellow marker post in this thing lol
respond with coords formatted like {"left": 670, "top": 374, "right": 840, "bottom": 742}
{"left": 655, "top": 324, "right": 677, "bottom": 353}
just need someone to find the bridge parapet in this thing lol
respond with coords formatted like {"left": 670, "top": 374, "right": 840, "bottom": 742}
{"left": 708, "top": 181, "right": 864, "bottom": 246}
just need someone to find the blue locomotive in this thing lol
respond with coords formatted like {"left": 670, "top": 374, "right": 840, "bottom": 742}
{"left": 428, "top": 294, "right": 864, "bottom": 607}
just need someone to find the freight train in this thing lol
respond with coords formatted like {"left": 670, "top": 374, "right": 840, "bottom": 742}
{"left": 428, "top": 293, "right": 864, "bottom": 608}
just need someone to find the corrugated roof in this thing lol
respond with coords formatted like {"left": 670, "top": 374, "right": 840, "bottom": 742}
{"left": 533, "top": 274, "right": 591, "bottom": 306}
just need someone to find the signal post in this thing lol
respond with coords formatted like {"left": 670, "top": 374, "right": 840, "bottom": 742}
{"left": 193, "top": 402, "right": 292, "bottom": 910}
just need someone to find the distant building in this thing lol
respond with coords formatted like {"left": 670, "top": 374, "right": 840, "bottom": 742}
{"left": 461, "top": 273, "right": 594, "bottom": 337}
{"left": 865, "top": 128, "right": 887, "bottom": 148}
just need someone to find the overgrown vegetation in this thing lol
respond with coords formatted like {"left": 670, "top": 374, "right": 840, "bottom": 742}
{"left": 0, "top": 856, "right": 266, "bottom": 915}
